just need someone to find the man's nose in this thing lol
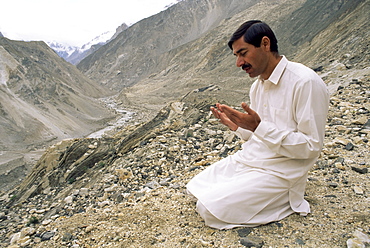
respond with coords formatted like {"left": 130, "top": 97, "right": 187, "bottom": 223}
{"left": 236, "top": 56, "right": 244, "bottom": 67}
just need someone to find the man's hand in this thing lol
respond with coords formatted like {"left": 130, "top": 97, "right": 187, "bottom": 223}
{"left": 216, "top": 102, "right": 261, "bottom": 132}
{"left": 211, "top": 103, "right": 238, "bottom": 131}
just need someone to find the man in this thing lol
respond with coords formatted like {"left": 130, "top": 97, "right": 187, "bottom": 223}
{"left": 186, "top": 20, "right": 329, "bottom": 229}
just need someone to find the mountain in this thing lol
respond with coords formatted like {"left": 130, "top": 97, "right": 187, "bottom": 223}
{"left": 0, "top": 37, "right": 115, "bottom": 191}
{"left": 46, "top": 42, "right": 77, "bottom": 59}
{"left": 77, "top": 0, "right": 261, "bottom": 91}
{"left": 48, "top": 23, "right": 128, "bottom": 65}
{"left": 77, "top": 0, "right": 368, "bottom": 116}
{"left": 0, "top": 0, "right": 368, "bottom": 198}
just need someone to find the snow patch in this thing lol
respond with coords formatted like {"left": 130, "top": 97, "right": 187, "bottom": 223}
{"left": 79, "top": 30, "right": 115, "bottom": 53}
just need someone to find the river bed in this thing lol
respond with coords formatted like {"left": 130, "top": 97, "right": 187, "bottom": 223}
{"left": 87, "top": 96, "right": 134, "bottom": 138}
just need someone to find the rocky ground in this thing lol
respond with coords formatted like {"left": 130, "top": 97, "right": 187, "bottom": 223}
{"left": 0, "top": 65, "right": 369, "bottom": 247}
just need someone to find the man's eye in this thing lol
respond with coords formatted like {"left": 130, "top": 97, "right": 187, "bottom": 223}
{"left": 241, "top": 52, "right": 247, "bottom": 56}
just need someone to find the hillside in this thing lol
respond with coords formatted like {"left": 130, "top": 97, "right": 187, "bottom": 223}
{"left": 2, "top": 63, "right": 369, "bottom": 247}
{"left": 77, "top": 0, "right": 261, "bottom": 91}
{"left": 0, "top": 38, "right": 115, "bottom": 191}
{"left": 77, "top": 0, "right": 368, "bottom": 118}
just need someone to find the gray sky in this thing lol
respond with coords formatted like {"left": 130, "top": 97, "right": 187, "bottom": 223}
{"left": 0, "top": 0, "right": 177, "bottom": 46}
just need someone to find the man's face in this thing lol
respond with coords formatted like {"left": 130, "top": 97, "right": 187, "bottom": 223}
{"left": 232, "top": 36, "right": 269, "bottom": 78}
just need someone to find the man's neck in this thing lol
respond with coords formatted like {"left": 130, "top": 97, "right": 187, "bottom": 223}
{"left": 261, "top": 54, "right": 282, "bottom": 80}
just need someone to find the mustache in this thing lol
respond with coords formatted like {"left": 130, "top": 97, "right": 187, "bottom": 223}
{"left": 242, "top": 63, "right": 252, "bottom": 70}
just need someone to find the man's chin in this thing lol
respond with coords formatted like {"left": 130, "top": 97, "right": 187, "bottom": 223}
{"left": 244, "top": 69, "right": 257, "bottom": 78}
{"left": 247, "top": 72, "right": 258, "bottom": 78}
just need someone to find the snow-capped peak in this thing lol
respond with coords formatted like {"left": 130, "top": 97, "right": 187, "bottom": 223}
{"left": 47, "top": 41, "right": 78, "bottom": 57}
{"left": 47, "top": 23, "right": 128, "bottom": 65}
{"left": 79, "top": 30, "right": 115, "bottom": 52}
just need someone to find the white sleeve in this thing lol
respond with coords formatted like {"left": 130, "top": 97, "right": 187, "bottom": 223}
{"left": 234, "top": 127, "right": 253, "bottom": 141}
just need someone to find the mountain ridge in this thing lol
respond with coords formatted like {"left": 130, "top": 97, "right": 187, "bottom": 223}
{"left": 77, "top": 0, "right": 368, "bottom": 118}
{"left": 77, "top": 0, "right": 261, "bottom": 91}
{"left": 0, "top": 37, "right": 116, "bottom": 190}
{"left": 48, "top": 23, "right": 128, "bottom": 65}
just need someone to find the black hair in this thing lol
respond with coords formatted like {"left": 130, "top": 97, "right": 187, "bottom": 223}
{"left": 228, "top": 20, "right": 278, "bottom": 53}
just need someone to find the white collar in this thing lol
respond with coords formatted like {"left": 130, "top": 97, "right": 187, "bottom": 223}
{"left": 259, "top": 55, "right": 288, "bottom": 85}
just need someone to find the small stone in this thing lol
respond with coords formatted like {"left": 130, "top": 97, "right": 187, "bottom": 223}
{"left": 158, "top": 136, "right": 167, "bottom": 143}
{"left": 205, "top": 128, "right": 217, "bottom": 136}
{"left": 64, "top": 196, "right": 73, "bottom": 204}
{"left": 62, "top": 232, "right": 73, "bottom": 242}
{"left": 333, "top": 62, "right": 346, "bottom": 70}
{"left": 353, "top": 137, "right": 363, "bottom": 144}
{"left": 240, "top": 236, "right": 264, "bottom": 248}
{"left": 362, "top": 119, "right": 370, "bottom": 129}
{"left": 116, "top": 168, "right": 132, "bottom": 181}
{"left": 170, "top": 183, "right": 181, "bottom": 189}
{"left": 21, "top": 227, "right": 36, "bottom": 237}
{"left": 353, "top": 230, "right": 370, "bottom": 243}
{"left": 336, "top": 125, "right": 348, "bottom": 133}
{"left": 113, "top": 193, "right": 125, "bottom": 202}
{"left": 184, "top": 128, "right": 194, "bottom": 137}
{"left": 345, "top": 142, "right": 354, "bottom": 151}
{"left": 50, "top": 214, "right": 60, "bottom": 220}
{"left": 35, "top": 209, "right": 46, "bottom": 214}
{"left": 42, "top": 219, "right": 52, "bottom": 225}
{"left": 0, "top": 213, "right": 7, "bottom": 221}
{"left": 79, "top": 188, "right": 89, "bottom": 196}
{"left": 224, "top": 132, "right": 236, "bottom": 143}
{"left": 295, "top": 238, "right": 305, "bottom": 245}
{"left": 332, "top": 168, "right": 340, "bottom": 174}
{"left": 351, "top": 166, "right": 368, "bottom": 174}
{"left": 98, "top": 201, "right": 110, "bottom": 207}
{"left": 34, "top": 237, "right": 41, "bottom": 243}
{"left": 333, "top": 137, "right": 351, "bottom": 146}
{"left": 18, "top": 236, "right": 31, "bottom": 246}
{"left": 335, "top": 162, "right": 345, "bottom": 170}
{"left": 169, "top": 145, "right": 180, "bottom": 152}
{"left": 189, "top": 165, "right": 202, "bottom": 171}
{"left": 353, "top": 186, "right": 364, "bottom": 195}
{"left": 159, "top": 178, "right": 170, "bottom": 186}
{"left": 145, "top": 180, "right": 160, "bottom": 189}
{"left": 85, "top": 226, "right": 94, "bottom": 233}
{"left": 347, "top": 238, "right": 365, "bottom": 248}
{"left": 237, "top": 227, "right": 252, "bottom": 237}
{"left": 200, "top": 239, "right": 213, "bottom": 246}
{"left": 328, "top": 183, "right": 338, "bottom": 188}
{"left": 274, "top": 222, "right": 284, "bottom": 227}
{"left": 10, "top": 232, "right": 21, "bottom": 245}
{"left": 104, "top": 184, "right": 118, "bottom": 192}
{"left": 352, "top": 116, "right": 368, "bottom": 125}
{"left": 88, "top": 144, "right": 96, "bottom": 149}
{"left": 170, "top": 102, "right": 184, "bottom": 114}
{"left": 347, "top": 230, "right": 370, "bottom": 248}
{"left": 41, "top": 231, "right": 55, "bottom": 241}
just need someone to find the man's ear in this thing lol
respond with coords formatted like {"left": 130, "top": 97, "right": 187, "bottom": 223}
{"left": 261, "top": 36, "right": 271, "bottom": 52}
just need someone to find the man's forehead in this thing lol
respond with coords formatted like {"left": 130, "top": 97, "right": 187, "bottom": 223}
{"left": 232, "top": 37, "right": 251, "bottom": 54}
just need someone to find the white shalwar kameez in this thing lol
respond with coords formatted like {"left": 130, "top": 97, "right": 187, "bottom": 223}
{"left": 186, "top": 56, "right": 329, "bottom": 229}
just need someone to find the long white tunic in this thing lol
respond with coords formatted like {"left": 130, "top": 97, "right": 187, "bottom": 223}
{"left": 186, "top": 56, "right": 329, "bottom": 228}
